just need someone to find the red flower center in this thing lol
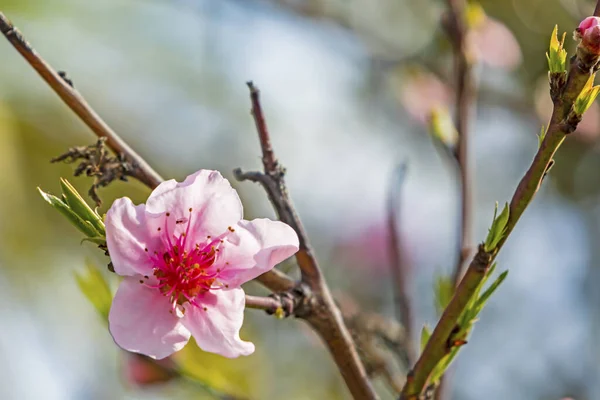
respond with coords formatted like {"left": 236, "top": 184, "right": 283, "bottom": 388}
{"left": 139, "top": 208, "right": 233, "bottom": 311}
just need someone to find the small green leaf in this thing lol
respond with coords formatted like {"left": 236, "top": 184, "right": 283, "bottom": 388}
{"left": 537, "top": 125, "right": 546, "bottom": 148}
{"left": 429, "top": 107, "right": 458, "bottom": 148}
{"left": 465, "top": 2, "right": 486, "bottom": 29}
{"left": 81, "top": 236, "right": 107, "bottom": 246}
{"left": 60, "top": 178, "right": 105, "bottom": 236}
{"left": 574, "top": 74, "right": 600, "bottom": 116}
{"left": 429, "top": 352, "right": 454, "bottom": 385}
{"left": 434, "top": 274, "right": 454, "bottom": 315}
{"left": 484, "top": 202, "right": 510, "bottom": 252}
{"left": 420, "top": 325, "right": 431, "bottom": 353}
{"left": 473, "top": 270, "right": 509, "bottom": 314}
{"left": 39, "top": 188, "right": 101, "bottom": 238}
{"left": 75, "top": 260, "right": 113, "bottom": 320}
{"left": 546, "top": 25, "right": 567, "bottom": 73}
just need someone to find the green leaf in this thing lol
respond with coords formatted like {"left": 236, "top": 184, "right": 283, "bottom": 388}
{"left": 465, "top": 2, "right": 486, "bottom": 29}
{"left": 60, "top": 178, "right": 105, "bottom": 236}
{"left": 75, "top": 260, "right": 113, "bottom": 320}
{"left": 39, "top": 188, "right": 101, "bottom": 238}
{"left": 434, "top": 274, "right": 454, "bottom": 315}
{"left": 429, "top": 352, "right": 454, "bottom": 385}
{"left": 420, "top": 325, "right": 431, "bottom": 353}
{"left": 573, "top": 74, "right": 600, "bottom": 116}
{"left": 484, "top": 202, "right": 510, "bottom": 252}
{"left": 428, "top": 107, "right": 458, "bottom": 148}
{"left": 473, "top": 270, "right": 509, "bottom": 314}
{"left": 546, "top": 25, "right": 567, "bottom": 73}
{"left": 81, "top": 236, "right": 107, "bottom": 246}
{"left": 537, "top": 125, "right": 546, "bottom": 148}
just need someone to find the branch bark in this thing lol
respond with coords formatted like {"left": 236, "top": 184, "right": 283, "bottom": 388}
{"left": 236, "top": 82, "right": 377, "bottom": 400}
{"left": 399, "top": 30, "right": 597, "bottom": 399}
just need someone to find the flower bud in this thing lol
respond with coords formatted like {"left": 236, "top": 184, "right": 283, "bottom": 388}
{"left": 124, "top": 354, "right": 177, "bottom": 386}
{"left": 576, "top": 16, "right": 600, "bottom": 55}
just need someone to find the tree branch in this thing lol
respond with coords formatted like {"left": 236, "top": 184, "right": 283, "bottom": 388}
{"left": 443, "top": 0, "right": 476, "bottom": 288}
{"left": 400, "top": 28, "right": 597, "bottom": 399}
{"left": 0, "top": 11, "right": 294, "bottom": 298}
{"left": 0, "top": 12, "right": 163, "bottom": 190}
{"left": 236, "top": 82, "right": 378, "bottom": 400}
{"left": 437, "top": 1, "right": 476, "bottom": 397}
{"left": 387, "top": 163, "right": 416, "bottom": 365}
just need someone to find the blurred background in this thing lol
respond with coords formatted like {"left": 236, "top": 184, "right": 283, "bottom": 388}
{"left": 0, "top": 0, "right": 599, "bottom": 399}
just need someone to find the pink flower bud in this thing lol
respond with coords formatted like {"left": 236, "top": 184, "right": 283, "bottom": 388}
{"left": 576, "top": 16, "right": 600, "bottom": 54}
{"left": 124, "top": 353, "right": 176, "bottom": 386}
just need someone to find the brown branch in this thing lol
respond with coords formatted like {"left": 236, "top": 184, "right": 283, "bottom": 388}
{"left": 0, "top": 11, "right": 294, "bottom": 296}
{"left": 387, "top": 163, "right": 416, "bottom": 366}
{"left": 443, "top": 0, "right": 476, "bottom": 288}
{"left": 400, "top": 25, "right": 598, "bottom": 400}
{"left": 437, "top": 1, "right": 477, "bottom": 398}
{"left": 595, "top": 0, "right": 600, "bottom": 17}
{"left": 0, "top": 12, "right": 163, "bottom": 191}
{"left": 244, "top": 294, "right": 285, "bottom": 313}
{"left": 236, "top": 82, "right": 378, "bottom": 400}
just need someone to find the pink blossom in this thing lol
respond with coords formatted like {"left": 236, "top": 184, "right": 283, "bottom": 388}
{"left": 105, "top": 170, "right": 299, "bottom": 359}
{"left": 470, "top": 17, "right": 522, "bottom": 70}
{"left": 576, "top": 16, "right": 600, "bottom": 54}
{"left": 397, "top": 68, "right": 452, "bottom": 123}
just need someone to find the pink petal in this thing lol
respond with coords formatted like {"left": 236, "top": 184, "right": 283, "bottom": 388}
{"left": 471, "top": 18, "right": 522, "bottom": 70}
{"left": 109, "top": 278, "right": 191, "bottom": 360}
{"left": 183, "top": 288, "right": 254, "bottom": 358}
{"left": 217, "top": 219, "right": 299, "bottom": 287}
{"left": 105, "top": 198, "right": 154, "bottom": 276}
{"left": 579, "top": 16, "right": 600, "bottom": 32}
{"left": 144, "top": 170, "right": 243, "bottom": 244}
{"left": 397, "top": 69, "right": 452, "bottom": 123}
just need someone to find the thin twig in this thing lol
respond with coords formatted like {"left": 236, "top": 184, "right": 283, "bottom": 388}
{"left": 387, "top": 163, "right": 416, "bottom": 365}
{"left": 438, "top": 1, "right": 476, "bottom": 397}
{"left": 237, "top": 82, "right": 378, "bottom": 400}
{"left": 400, "top": 25, "right": 597, "bottom": 399}
{"left": 444, "top": 0, "right": 476, "bottom": 288}
{"left": 245, "top": 295, "right": 283, "bottom": 313}
{"left": 595, "top": 1, "right": 600, "bottom": 17}
{"left": 0, "top": 12, "right": 163, "bottom": 190}
{"left": 0, "top": 11, "right": 295, "bottom": 297}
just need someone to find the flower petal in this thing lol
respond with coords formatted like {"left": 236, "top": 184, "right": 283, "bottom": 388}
{"left": 144, "top": 170, "right": 243, "bottom": 242}
{"left": 109, "top": 278, "right": 191, "bottom": 360}
{"left": 105, "top": 197, "right": 154, "bottom": 276}
{"left": 217, "top": 219, "right": 299, "bottom": 287}
{"left": 182, "top": 288, "right": 254, "bottom": 358}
